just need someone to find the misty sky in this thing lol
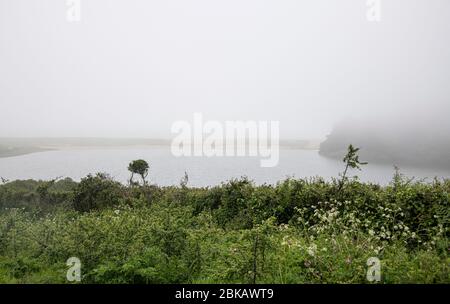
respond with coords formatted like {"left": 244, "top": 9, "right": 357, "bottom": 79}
{"left": 0, "top": 0, "right": 449, "bottom": 139}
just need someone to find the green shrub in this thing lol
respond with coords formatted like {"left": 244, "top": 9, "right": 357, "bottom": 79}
{"left": 72, "top": 173, "right": 124, "bottom": 212}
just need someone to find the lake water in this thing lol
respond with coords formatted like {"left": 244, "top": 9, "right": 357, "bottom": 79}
{"left": 0, "top": 147, "right": 449, "bottom": 187}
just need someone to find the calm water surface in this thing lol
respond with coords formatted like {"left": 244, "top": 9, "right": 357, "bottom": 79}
{"left": 0, "top": 147, "right": 448, "bottom": 187}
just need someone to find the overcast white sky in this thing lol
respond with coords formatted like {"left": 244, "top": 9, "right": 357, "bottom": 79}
{"left": 0, "top": 0, "right": 449, "bottom": 139}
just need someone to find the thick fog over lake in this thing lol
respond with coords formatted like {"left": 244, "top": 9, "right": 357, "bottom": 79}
{"left": 1, "top": 0, "right": 449, "bottom": 139}
{"left": 2, "top": 1, "right": 450, "bottom": 287}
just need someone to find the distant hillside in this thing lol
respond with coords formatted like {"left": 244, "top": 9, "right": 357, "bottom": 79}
{"left": 319, "top": 119, "right": 450, "bottom": 170}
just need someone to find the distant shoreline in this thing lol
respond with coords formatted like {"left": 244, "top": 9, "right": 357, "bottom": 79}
{"left": 0, "top": 146, "right": 53, "bottom": 158}
{"left": 0, "top": 137, "right": 322, "bottom": 158}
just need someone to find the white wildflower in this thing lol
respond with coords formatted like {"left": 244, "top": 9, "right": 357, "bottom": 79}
{"left": 307, "top": 244, "right": 317, "bottom": 257}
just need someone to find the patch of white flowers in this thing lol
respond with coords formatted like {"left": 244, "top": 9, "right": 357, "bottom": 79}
{"left": 292, "top": 199, "right": 443, "bottom": 249}
{"left": 306, "top": 243, "right": 317, "bottom": 257}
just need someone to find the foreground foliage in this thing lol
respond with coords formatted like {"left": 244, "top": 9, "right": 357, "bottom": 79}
{"left": 0, "top": 173, "right": 448, "bottom": 283}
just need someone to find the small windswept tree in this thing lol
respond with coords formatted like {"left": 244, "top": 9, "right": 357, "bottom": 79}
{"left": 128, "top": 160, "right": 150, "bottom": 186}
{"left": 337, "top": 144, "right": 367, "bottom": 192}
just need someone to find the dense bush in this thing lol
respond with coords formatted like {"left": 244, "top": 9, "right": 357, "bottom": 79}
{"left": 0, "top": 178, "right": 75, "bottom": 212}
{"left": 0, "top": 173, "right": 448, "bottom": 283}
{"left": 72, "top": 174, "right": 124, "bottom": 212}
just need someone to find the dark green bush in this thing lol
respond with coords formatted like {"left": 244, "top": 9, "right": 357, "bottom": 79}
{"left": 72, "top": 173, "right": 124, "bottom": 212}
